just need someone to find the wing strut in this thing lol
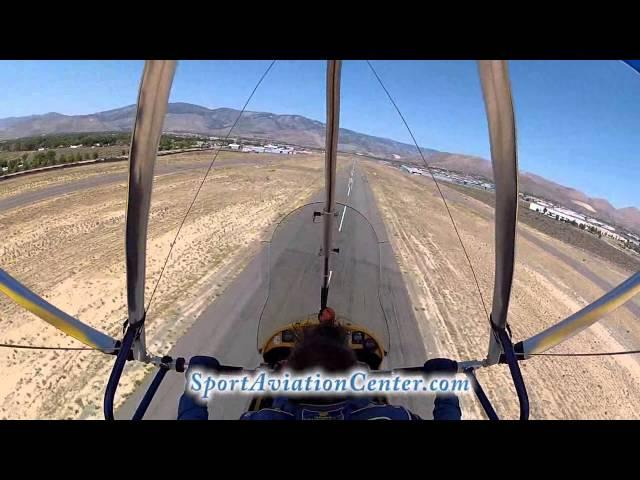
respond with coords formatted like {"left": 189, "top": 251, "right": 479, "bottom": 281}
{"left": 0, "top": 268, "right": 118, "bottom": 353}
{"left": 104, "top": 60, "right": 176, "bottom": 420}
{"left": 321, "top": 60, "right": 341, "bottom": 310}
{"left": 478, "top": 60, "right": 529, "bottom": 419}
{"left": 516, "top": 271, "right": 640, "bottom": 357}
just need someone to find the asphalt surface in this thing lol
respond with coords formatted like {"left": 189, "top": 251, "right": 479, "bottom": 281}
{"left": 117, "top": 160, "right": 434, "bottom": 419}
{"left": 519, "top": 230, "right": 640, "bottom": 318}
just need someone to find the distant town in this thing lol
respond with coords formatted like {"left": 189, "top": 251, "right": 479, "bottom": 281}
{"left": 400, "top": 164, "right": 495, "bottom": 191}
{"left": 398, "top": 163, "right": 640, "bottom": 256}
{"left": 162, "top": 133, "right": 316, "bottom": 156}
{"left": 0, "top": 132, "right": 316, "bottom": 177}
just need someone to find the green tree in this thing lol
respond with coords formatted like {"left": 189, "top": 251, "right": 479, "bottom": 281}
{"left": 37, "top": 152, "right": 47, "bottom": 167}
{"left": 92, "top": 151, "right": 99, "bottom": 160}
{"left": 46, "top": 150, "right": 56, "bottom": 166}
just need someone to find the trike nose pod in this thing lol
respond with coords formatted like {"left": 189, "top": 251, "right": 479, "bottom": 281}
{"left": 257, "top": 201, "right": 390, "bottom": 365}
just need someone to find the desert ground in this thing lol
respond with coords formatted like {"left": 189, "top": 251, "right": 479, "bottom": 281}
{"left": 361, "top": 160, "right": 640, "bottom": 419}
{"left": 0, "top": 151, "right": 338, "bottom": 419}
{"left": 1, "top": 152, "right": 639, "bottom": 419}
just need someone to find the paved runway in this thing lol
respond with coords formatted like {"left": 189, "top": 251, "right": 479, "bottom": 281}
{"left": 118, "top": 160, "right": 435, "bottom": 419}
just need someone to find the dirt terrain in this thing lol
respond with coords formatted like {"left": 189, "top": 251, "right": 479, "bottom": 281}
{"left": 1, "top": 153, "right": 639, "bottom": 420}
{"left": 361, "top": 160, "right": 640, "bottom": 420}
{"left": 0, "top": 151, "right": 337, "bottom": 419}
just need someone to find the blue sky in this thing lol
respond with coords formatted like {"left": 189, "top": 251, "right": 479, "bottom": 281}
{"left": 0, "top": 60, "right": 638, "bottom": 208}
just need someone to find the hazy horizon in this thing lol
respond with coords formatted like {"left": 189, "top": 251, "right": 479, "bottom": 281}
{"left": 0, "top": 60, "right": 638, "bottom": 209}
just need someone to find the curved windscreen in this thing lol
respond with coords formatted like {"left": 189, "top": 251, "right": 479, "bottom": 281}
{"left": 257, "top": 202, "right": 390, "bottom": 351}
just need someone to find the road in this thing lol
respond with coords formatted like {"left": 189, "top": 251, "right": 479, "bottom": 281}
{"left": 0, "top": 157, "right": 265, "bottom": 213}
{"left": 419, "top": 175, "right": 640, "bottom": 318}
{"left": 519, "top": 230, "right": 640, "bottom": 318}
{"left": 118, "top": 160, "right": 434, "bottom": 419}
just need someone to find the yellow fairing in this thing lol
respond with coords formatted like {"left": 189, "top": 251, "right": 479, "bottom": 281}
{"left": 261, "top": 314, "right": 386, "bottom": 360}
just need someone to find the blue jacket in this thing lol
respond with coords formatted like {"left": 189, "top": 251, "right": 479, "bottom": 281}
{"left": 177, "top": 393, "right": 461, "bottom": 420}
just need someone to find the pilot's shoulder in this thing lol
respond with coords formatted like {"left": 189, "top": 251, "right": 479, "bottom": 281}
{"left": 240, "top": 408, "right": 295, "bottom": 420}
{"left": 349, "top": 403, "right": 420, "bottom": 420}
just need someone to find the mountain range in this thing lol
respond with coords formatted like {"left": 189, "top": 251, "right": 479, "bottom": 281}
{"left": 1, "top": 102, "right": 638, "bottom": 234}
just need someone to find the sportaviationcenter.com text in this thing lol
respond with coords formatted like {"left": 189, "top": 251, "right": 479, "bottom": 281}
{"left": 186, "top": 369, "right": 471, "bottom": 401}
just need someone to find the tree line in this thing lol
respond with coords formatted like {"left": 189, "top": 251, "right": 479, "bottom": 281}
{"left": 0, "top": 150, "right": 107, "bottom": 173}
{"left": 0, "top": 132, "right": 130, "bottom": 152}
{"left": 1, "top": 132, "right": 211, "bottom": 154}
{"left": 158, "top": 134, "right": 210, "bottom": 151}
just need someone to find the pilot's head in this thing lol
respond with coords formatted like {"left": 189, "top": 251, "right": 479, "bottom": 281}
{"left": 287, "top": 322, "right": 357, "bottom": 373}
{"left": 318, "top": 307, "right": 336, "bottom": 325}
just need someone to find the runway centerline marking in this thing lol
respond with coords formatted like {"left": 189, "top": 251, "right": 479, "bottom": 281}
{"left": 339, "top": 205, "right": 347, "bottom": 232}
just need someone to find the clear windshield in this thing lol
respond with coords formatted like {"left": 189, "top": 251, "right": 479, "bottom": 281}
{"left": 257, "top": 201, "right": 390, "bottom": 351}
